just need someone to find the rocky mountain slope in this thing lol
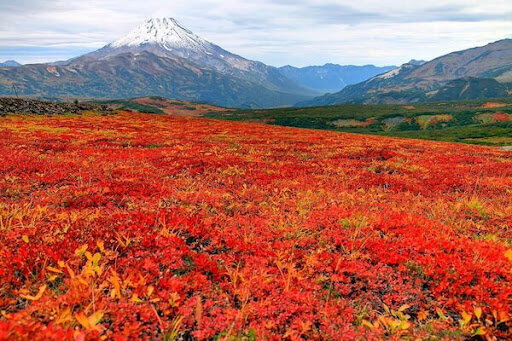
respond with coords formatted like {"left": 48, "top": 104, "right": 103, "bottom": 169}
{"left": 299, "top": 39, "right": 512, "bottom": 106}
{"left": 278, "top": 63, "right": 395, "bottom": 93}
{"left": 0, "top": 18, "right": 316, "bottom": 108}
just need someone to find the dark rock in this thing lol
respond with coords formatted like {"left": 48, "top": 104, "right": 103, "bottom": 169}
{"left": 0, "top": 97, "right": 115, "bottom": 116}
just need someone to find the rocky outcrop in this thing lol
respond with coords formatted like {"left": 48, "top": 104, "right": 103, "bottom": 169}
{"left": 0, "top": 97, "right": 114, "bottom": 116}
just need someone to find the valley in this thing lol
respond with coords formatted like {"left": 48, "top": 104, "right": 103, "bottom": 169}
{"left": 208, "top": 98, "right": 512, "bottom": 146}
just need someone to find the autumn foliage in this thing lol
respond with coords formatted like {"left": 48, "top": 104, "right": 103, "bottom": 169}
{"left": 0, "top": 112, "right": 511, "bottom": 340}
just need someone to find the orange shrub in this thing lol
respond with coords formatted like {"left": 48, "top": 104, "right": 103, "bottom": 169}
{"left": 0, "top": 112, "right": 511, "bottom": 340}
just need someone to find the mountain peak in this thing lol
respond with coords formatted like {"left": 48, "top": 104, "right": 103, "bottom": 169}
{"left": 110, "top": 17, "right": 210, "bottom": 51}
{"left": 147, "top": 17, "right": 180, "bottom": 25}
{"left": 0, "top": 60, "right": 21, "bottom": 67}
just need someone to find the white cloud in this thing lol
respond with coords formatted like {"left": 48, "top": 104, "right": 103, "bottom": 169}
{"left": 0, "top": 0, "right": 511, "bottom": 65}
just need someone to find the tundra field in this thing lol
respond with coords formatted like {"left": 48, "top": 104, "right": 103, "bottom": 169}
{"left": 0, "top": 112, "right": 511, "bottom": 340}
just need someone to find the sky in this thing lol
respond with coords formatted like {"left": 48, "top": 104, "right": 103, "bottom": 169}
{"left": 1, "top": 0, "right": 511, "bottom": 67}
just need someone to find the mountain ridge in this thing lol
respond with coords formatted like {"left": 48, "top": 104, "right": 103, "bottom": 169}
{"left": 277, "top": 63, "right": 396, "bottom": 93}
{"left": 299, "top": 39, "right": 512, "bottom": 106}
{"left": 0, "top": 50, "right": 315, "bottom": 108}
{"left": 0, "top": 60, "right": 22, "bottom": 67}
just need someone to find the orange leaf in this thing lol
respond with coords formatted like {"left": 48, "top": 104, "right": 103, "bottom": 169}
{"left": 362, "top": 319, "right": 376, "bottom": 329}
{"left": 75, "top": 311, "right": 104, "bottom": 332}
{"left": 47, "top": 266, "right": 64, "bottom": 274}
{"left": 417, "top": 310, "right": 429, "bottom": 321}
{"left": 460, "top": 311, "right": 472, "bottom": 326}
{"left": 55, "top": 308, "right": 72, "bottom": 325}
{"left": 474, "top": 307, "right": 482, "bottom": 320}
{"left": 398, "top": 304, "right": 411, "bottom": 312}
{"left": 74, "top": 244, "right": 88, "bottom": 257}
{"left": 109, "top": 270, "right": 122, "bottom": 300}
{"left": 20, "top": 285, "right": 46, "bottom": 301}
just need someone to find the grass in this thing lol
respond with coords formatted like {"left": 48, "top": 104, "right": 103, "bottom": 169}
{"left": 205, "top": 98, "right": 512, "bottom": 146}
{"left": 95, "top": 99, "right": 165, "bottom": 114}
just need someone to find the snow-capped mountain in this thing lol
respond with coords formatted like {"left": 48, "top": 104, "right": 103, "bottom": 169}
{"left": 0, "top": 18, "right": 316, "bottom": 108}
{"left": 79, "top": 18, "right": 225, "bottom": 64}
{"left": 74, "top": 18, "right": 313, "bottom": 96}
{"left": 110, "top": 18, "right": 212, "bottom": 52}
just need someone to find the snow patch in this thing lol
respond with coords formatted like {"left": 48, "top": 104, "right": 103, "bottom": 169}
{"left": 110, "top": 17, "right": 213, "bottom": 53}
{"left": 377, "top": 67, "right": 402, "bottom": 79}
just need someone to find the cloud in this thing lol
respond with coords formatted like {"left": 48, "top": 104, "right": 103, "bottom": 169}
{"left": 0, "top": 0, "right": 511, "bottom": 66}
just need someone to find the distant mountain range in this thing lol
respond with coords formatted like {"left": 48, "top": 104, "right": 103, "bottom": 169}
{"left": 299, "top": 39, "right": 512, "bottom": 106}
{"left": 277, "top": 64, "right": 396, "bottom": 93}
{"left": 0, "top": 18, "right": 396, "bottom": 109}
{"left": 1, "top": 19, "right": 511, "bottom": 108}
{"left": 0, "top": 60, "right": 21, "bottom": 67}
{"left": 0, "top": 18, "right": 319, "bottom": 108}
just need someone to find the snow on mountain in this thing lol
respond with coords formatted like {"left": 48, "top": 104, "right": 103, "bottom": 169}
{"left": 110, "top": 18, "right": 213, "bottom": 53}
{"left": 376, "top": 66, "right": 402, "bottom": 79}
{"left": 65, "top": 17, "right": 316, "bottom": 101}
{"left": 371, "top": 62, "right": 419, "bottom": 81}
{"left": 79, "top": 17, "right": 256, "bottom": 74}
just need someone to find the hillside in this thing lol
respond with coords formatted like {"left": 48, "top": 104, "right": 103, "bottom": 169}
{"left": 0, "top": 51, "right": 314, "bottom": 108}
{"left": 300, "top": 39, "right": 512, "bottom": 106}
{"left": 0, "top": 111, "right": 511, "bottom": 339}
{"left": 95, "top": 96, "right": 232, "bottom": 116}
{"left": 0, "top": 18, "right": 316, "bottom": 108}
{"left": 207, "top": 98, "right": 512, "bottom": 146}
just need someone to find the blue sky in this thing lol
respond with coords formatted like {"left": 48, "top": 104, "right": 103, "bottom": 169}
{"left": 1, "top": 0, "right": 511, "bottom": 66}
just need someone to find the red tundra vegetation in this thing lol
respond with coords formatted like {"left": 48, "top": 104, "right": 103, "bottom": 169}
{"left": 0, "top": 112, "right": 511, "bottom": 340}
